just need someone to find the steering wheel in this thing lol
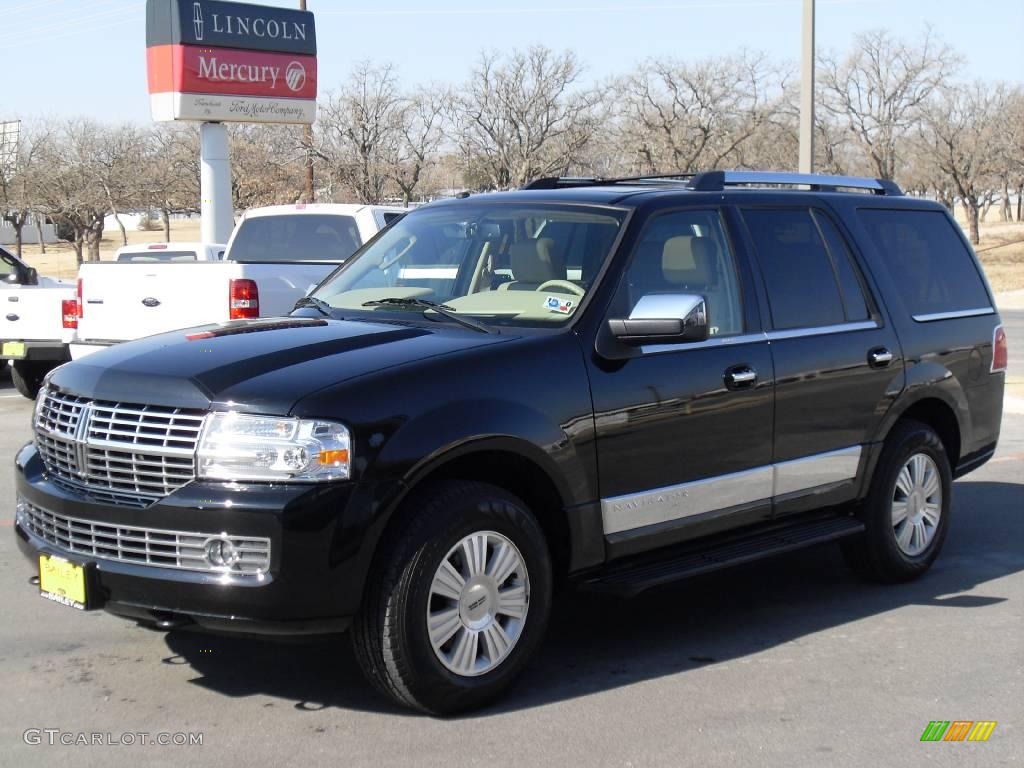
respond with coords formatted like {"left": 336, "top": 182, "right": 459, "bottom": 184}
{"left": 536, "top": 280, "right": 585, "bottom": 297}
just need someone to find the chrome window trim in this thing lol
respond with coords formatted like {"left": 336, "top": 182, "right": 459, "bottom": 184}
{"left": 638, "top": 321, "right": 879, "bottom": 355}
{"left": 601, "top": 445, "right": 863, "bottom": 534}
{"left": 912, "top": 307, "right": 995, "bottom": 323}
{"left": 764, "top": 320, "right": 879, "bottom": 341}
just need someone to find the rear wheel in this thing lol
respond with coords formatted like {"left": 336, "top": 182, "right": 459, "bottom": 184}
{"left": 842, "top": 420, "right": 952, "bottom": 583}
{"left": 352, "top": 480, "right": 552, "bottom": 715}
{"left": 10, "top": 360, "right": 52, "bottom": 400}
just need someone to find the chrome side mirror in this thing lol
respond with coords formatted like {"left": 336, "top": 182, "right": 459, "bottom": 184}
{"left": 608, "top": 293, "right": 709, "bottom": 346}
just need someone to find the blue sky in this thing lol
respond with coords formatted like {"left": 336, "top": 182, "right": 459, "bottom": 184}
{"left": 0, "top": 0, "right": 1019, "bottom": 123}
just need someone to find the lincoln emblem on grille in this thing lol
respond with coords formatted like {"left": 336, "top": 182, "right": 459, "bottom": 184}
{"left": 70, "top": 402, "right": 94, "bottom": 479}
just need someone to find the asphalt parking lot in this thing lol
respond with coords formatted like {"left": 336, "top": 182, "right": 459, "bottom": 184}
{"left": 0, "top": 319, "right": 1021, "bottom": 768}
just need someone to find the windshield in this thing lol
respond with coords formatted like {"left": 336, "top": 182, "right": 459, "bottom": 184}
{"left": 311, "top": 203, "right": 625, "bottom": 327}
{"left": 229, "top": 214, "right": 362, "bottom": 263}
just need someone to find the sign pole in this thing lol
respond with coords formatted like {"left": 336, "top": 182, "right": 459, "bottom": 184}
{"left": 200, "top": 122, "right": 234, "bottom": 244}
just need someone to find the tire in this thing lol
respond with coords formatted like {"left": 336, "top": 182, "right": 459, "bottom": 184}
{"left": 10, "top": 360, "right": 50, "bottom": 400}
{"left": 842, "top": 420, "right": 952, "bottom": 583}
{"left": 352, "top": 480, "right": 552, "bottom": 715}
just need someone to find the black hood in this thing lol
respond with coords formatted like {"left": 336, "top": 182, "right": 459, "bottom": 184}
{"left": 51, "top": 317, "right": 512, "bottom": 413}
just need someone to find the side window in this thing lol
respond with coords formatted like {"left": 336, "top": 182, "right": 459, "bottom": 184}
{"left": 813, "top": 212, "right": 871, "bottom": 322}
{"left": 621, "top": 210, "right": 744, "bottom": 337}
{"left": 742, "top": 208, "right": 846, "bottom": 330}
{"left": 0, "top": 252, "right": 16, "bottom": 279}
{"left": 382, "top": 212, "right": 403, "bottom": 225}
{"left": 858, "top": 209, "right": 991, "bottom": 317}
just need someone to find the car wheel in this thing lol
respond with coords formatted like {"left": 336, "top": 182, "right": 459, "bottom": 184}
{"left": 842, "top": 420, "right": 952, "bottom": 583}
{"left": 352, "top": 480, "right": 552, "bottom": 715}
{"left": 10, "top": 360, "right": 50, "bottom": 400}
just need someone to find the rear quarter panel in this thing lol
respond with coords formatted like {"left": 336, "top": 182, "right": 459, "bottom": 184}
{"left": 837, "top": 198, "right": 1004, "bottom": 467}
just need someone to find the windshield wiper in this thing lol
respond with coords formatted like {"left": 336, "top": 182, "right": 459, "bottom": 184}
{"left": 293, "top": 296, "right": 335, "bottom": 316}
{"left": 361, "top": 297, "right": 494, "bottom": 334}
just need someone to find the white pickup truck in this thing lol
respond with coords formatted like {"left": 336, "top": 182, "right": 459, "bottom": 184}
{"left": 71, "top": 204, "right": 404, "bottom": 359}
{"left": 0, "top": 246, "right": 75, "bottom": 398}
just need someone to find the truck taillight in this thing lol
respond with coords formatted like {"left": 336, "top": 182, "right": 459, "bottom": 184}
{"left": 229, "top": 279, "right": 259, "bottom": 319}
{"left": 991, "top": 324, "right": 1007, "bottom": 373}
{"left": 62, "top": 299, "right": 78, "bottom": 329}
{"left": 76, "top": 278, "right": 83, "bottom": 318}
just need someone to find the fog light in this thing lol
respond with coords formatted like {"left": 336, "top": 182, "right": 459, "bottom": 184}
{"left": 204, "top": 537, "right": 240, "bottom": 569}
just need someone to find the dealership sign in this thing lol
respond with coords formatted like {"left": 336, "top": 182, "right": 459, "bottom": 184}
{"left": 146, "top": 0, "right": 317, "bottom": 124}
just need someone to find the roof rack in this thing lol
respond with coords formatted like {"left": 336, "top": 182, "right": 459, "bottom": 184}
{"left": 522, "top": 173, "right": 696, "bottom": 190}
{"left": 686, "top": 171, "right": 903, "bottom": 195}
{"left": 522, "top": 171, "right": 902, "bottom": 196}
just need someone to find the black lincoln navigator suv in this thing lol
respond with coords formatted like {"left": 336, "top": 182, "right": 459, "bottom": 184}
{"left": 13, "top": 171, "right": 1007, "bottom": 714}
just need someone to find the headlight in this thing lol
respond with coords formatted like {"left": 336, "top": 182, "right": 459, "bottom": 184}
{"left": 197, "top": 413, "right": 351, "bottom": 482}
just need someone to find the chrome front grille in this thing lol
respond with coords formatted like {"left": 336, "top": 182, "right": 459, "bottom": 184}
{"left": 35, "top": 386, "right": 206, "bottom": 507}
{"left": 16, "top": 496, "right": 271, "bottom": 575}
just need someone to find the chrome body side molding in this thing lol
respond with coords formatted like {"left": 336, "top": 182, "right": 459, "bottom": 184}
{"left": 601, "top": 446, "right": 863, "bottom": 535}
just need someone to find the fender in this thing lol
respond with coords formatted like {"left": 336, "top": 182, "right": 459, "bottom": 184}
{"left": 873, "top": 361, "right": 971, "bottom": 451}
{"left": 857, "top": 361, "right": 970, "bottom": 497}
{"left": 327, "top": 397, "right": 592, "bottom": 612}
{"left": 373, "top": 397, "right": 581, "bottom": 509}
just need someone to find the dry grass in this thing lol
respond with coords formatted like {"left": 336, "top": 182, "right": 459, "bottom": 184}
{"left": 16, "top": 221, "right": 203, "bottom": 281}
{"left": 969, "top": 221, "right": 1024, "bottom": 294}
{"left": 14, "top": 214, "right": 1024, "bottom": 293}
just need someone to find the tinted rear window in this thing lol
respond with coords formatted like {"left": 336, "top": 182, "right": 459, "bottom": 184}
{"left": 228, "top": 214, "right": 362, "bottom": 263}
{"left": 117, "top": 251, "right": 197, "bottom": 262}
{"left": 743, "top": 208, "right": 846, "bottom": 330}
{"left": 858, "top": 209, "right": 991, "bottom": 317}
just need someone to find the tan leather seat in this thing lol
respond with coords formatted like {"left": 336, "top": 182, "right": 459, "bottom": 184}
{"left": 503, "top": 238, "right": 562, "bottom": 290}
{"left": 662, "top": 235, "right": 716, "bottom": 287}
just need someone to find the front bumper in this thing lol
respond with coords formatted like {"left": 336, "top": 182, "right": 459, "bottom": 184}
{"left": 13, "top": 442, "right": 379, "bottom": 636}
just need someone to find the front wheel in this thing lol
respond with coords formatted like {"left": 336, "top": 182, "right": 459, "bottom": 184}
{"left": 842, "top": 420, "right": 952, "bottom": 583}
{"left": 352, "top": 480, "right": 552, "bottom": 715}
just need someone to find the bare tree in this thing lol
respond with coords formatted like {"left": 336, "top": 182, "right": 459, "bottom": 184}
{"left": 33, "top": 121, "right": 112, "bottom": 262}
{"left": 318, "top": 62, "right": 405, "bottom": 203}
{"left": 452, "top": 46, "right": 599, "bottom": 189}
{"left": 917, "top": 82, "right": 1007, "bottom": 244}
{"left": 614, "top": 52, "right": 790, "bottom": 175}
{"left": 819, "top": 28, "right": 961, "bottom": 180}
{"left": 229, "top": 123, "right": 307, "bottom": 210}
{"left": 84, "top": 122, "right": 145, "bottom": 246}
{"left": 0, "top": 121, "right": 51, "bottom": 257}
{"left": 387, "top": 86, "right": 447, "bottom": 205}
{"left": 141, "top": 124, "right": 200, "bottom": 241}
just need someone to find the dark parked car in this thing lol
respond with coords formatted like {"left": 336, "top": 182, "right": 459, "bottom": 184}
{"left": 13, "top": 171, "right": 1007, "bottom": 714}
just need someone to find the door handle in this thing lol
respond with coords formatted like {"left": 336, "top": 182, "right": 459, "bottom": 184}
{"left": 868, "top": 347, "right": 894, "bottom": 368}
{"left": 725, "top": 366, "right": 757, "bottom": 390}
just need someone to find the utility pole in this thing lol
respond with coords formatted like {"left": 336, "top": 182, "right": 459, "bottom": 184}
{"left": 798, "top": 0, "right": 815, "bottom": 174}
{"left": 300, "top": 0, "right": 315, "bottom": 202}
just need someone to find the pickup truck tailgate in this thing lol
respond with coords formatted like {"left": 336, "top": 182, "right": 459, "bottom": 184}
{"left": 76, "top": 262, "right": 237, "bottom": 343}
{"left": 1, "top": 281, "right": 74, "bottom": 344}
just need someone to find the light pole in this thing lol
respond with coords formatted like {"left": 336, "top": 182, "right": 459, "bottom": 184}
{"left": 799, "top": 0, "right": 815, "bottom": 174}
